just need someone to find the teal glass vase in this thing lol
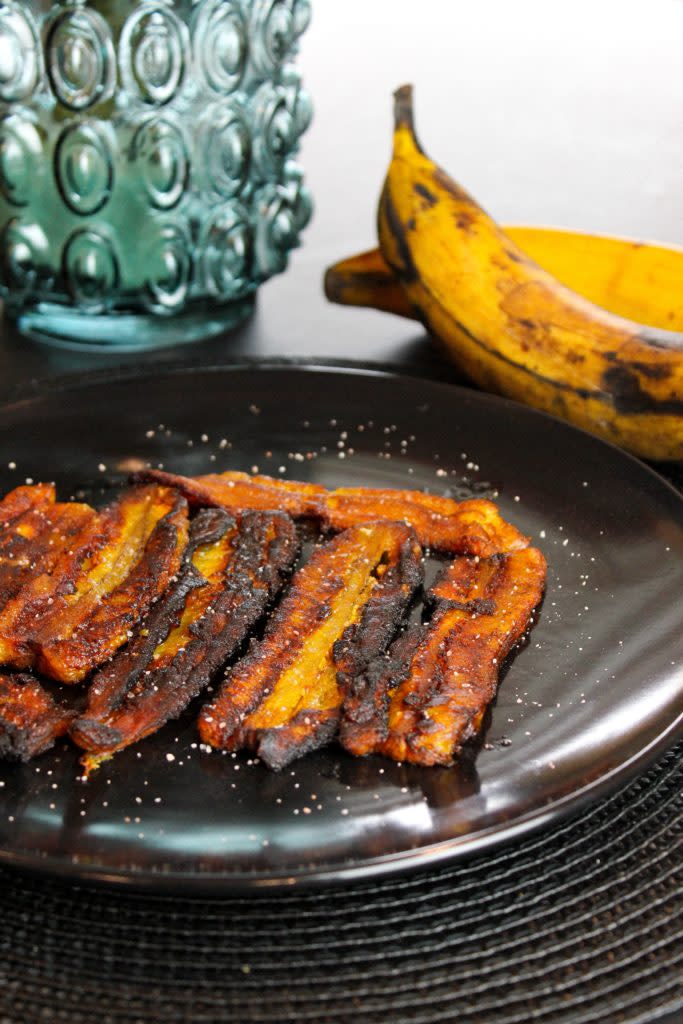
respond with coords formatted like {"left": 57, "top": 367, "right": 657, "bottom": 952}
{"left": 0, "top": 0, "right": 312, "bottom": 349}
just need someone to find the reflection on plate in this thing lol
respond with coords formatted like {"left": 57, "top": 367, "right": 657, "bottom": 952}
{"left": 0, "top": 363, "right": 681, "bottom": 889}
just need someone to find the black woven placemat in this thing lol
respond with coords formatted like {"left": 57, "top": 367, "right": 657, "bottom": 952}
{"left": 0, "top": 737, "right": 680, "bottom": 1024}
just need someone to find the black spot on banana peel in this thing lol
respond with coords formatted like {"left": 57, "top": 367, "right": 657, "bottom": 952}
{"left": 604, "top": 354, "right": 671, "bottom": 380}
{"left": 602, "top": 365, "right": 683, "bottom": 415}
{"left": 432, "top": 166, "right": 478, "bottom": 209}
{"left": 414, "top": 182, "right": 437, "bottom": 207}
{"left": 377, "top": 83, "right": 683, "bottom": 460}
{"left": 378, "top": 183, "right": 419, "bottom": 284}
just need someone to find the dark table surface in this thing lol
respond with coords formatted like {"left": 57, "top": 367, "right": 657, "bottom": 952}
{"left": 0, "top": 5, "right": 682, "bottom": 1023}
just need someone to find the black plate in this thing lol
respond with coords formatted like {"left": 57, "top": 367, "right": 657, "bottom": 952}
{"left": 0, "top": 362, "right": 681, "bottom": 889}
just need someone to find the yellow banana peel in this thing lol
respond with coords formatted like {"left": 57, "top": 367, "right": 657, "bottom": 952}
{"left": 325, "top": 231, "right": 683, "bottom": 334}
{"left": 327, "top": 84, "right": 683, "bottom": 461}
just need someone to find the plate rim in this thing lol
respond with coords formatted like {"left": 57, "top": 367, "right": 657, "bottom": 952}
{"left": 0, "top": 714, "right": 680, "bottom": 892}
{"left": 3, "top": 354, "right": 681, "bottom": 504}
{"left": 0, "top": 357, "right": 681, "bottom": 891}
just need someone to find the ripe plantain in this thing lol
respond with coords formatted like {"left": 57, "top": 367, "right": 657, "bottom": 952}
{"left": 374, "top": 84, "right": 683, "bottom": 460}
{"left": 325, "top": 233, "right": 683, "bottom": 333}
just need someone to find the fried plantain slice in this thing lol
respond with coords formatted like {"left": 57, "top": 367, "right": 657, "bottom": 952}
{"left": 134, "top": 469, "right": 528, "bottom": 556}
{"left": 323, "top": 492, "right": 527, "bottom": 557}
{"left": 199, "top": 521, "right": 422, "bottom": 770}
{"left": 0, "top": 485, "right": 188, "bottom": 682}
{"left": 0, "top": 483, "right": 56, "bottom": 527}
{"left": 340, "top": 546, "right": 547, "bottom": 766}
{"left": 132, "top": 469, "right": 325, "bottom": 518}
{"left": 0, "top": 492, "right": 95, "bottom": 610}
{"left": 71, "top": 508, "right": 298, "bottom": 763}
{"left": 0, "top": 673, "right": 80, "bottom": 760}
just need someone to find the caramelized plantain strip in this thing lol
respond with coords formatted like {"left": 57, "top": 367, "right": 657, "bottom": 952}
{"left": 323, "top": 492, "right": 527, "bottom": 557}
{"left": 199, "top": 522, "right": 422, "bottom": 770}
{"left": 133, "top": 468, "right": 528, "bottom": 556}
{"left": 340, "top": 546, "right": 547, "bottom": 766}
{"left": 0, "top": 492, "right": 111, "bottom": 668}
{"left": 252, "top": 523, "right": 423, "bottom": 770}
{"left": 36, "top": 488, "right": 189, "bottom": 683}
{"left": 71, "top": 509, "right": 298, "bottom": 761}
{"left": 0, "top": 498, "right": 95, "bottom": 609}
{"left": 132, "top": 469, "right": 325, "bottom": 518}
{"left": 0, "top": 485, "right": 188, "bottom": 682}
{"left": 0, "top": 673, "right": 80, "bottom": 760}
{"left": 0, "top": 483, "right": 55, "bottom": 528}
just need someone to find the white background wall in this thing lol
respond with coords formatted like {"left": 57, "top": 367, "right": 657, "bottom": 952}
{"left": 298, "top": 0, "right": 683, "bottom": 250}
{"left": 254, "top": 0, "right": 682, "bottom": 360}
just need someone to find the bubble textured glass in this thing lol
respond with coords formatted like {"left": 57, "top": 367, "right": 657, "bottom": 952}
{"left": 0, "top": 0, "right": 312, "bottom": 348}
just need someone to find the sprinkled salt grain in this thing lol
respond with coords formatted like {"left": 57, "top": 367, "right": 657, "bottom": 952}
{"left": 8, "top": 462, "right": 16, "bottom": 470}
{"left": 165, "top": 753, "right": 175, "bottom": 762}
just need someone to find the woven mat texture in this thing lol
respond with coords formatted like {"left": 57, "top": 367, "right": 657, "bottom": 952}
{"left": 0, "top": 738, "right": 680, "bottom": 1024}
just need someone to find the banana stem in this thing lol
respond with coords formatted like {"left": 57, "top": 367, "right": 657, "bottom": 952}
{"left": 393, "top": 84, "right": 425, "bottom": 159}
{"left": 393, "top": 84, "right": 415, "bottom": 131}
